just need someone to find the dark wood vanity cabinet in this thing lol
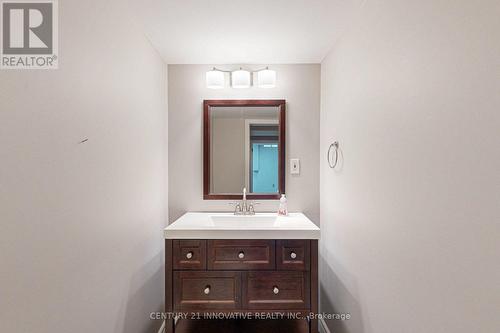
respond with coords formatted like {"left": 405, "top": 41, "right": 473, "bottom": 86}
{"left": 165, "top": 239, "right": 318, "bottom": 333}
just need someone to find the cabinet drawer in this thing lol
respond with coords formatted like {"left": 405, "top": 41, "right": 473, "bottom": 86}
{"left": 277, "top": 240, "right": 310, "bottom": 271}
{"left": 208, "top": 240, "right": 275, "bottom": 270}
{"left": 242, "top": 271, "right": 310, "bottom": 310}
{"left": 173, "top": 240, "right": 206, "bottom": 270}
{"left": 173, "top": 271, "right": 241, "bottom": 310}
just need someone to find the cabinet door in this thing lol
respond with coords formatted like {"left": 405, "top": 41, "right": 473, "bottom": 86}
{"left": 173, "top": 240, "right": 206, "bottom": 270}
{"left": 173, "top": 271, "right": 241, "bottom": 310}
{"left": 242, "top": 271, "right": 310, "bottom": 310}
{"left": 208, "top": 240, "right": 275, "bottom": 270}
{"left": 277, "top": 240, "right": 310, "bottom": 271}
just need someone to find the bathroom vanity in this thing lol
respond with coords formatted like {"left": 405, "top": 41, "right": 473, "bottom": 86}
{"left": 163, "top": 99, "right": 320, "bottom": 332}
{"left": 164, "top": 213, "right": 320, "bottom": 333}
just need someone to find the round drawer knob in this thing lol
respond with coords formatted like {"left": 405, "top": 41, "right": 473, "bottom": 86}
{"left": 273, "top": 286, "right": 280, "bottom": 295}
{"left": 204, "top": 286, "right": 211, "bottom": 295}
{"left": 186, "top": 252, "right": 193, "bottom": 259}
{"left": 290, "top": 251, "right": 297, "bottom": 259}
{"left": 238, "top": 252, "right": 245, "bottom": 259}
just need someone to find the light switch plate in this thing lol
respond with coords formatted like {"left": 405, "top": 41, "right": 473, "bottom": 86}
{"left": 290, "top": 158, "right": 300, "bottom": 175}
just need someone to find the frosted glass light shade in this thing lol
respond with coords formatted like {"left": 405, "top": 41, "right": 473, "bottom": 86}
{"left": 231, "top": 70, "right": 251, "bottom": 88}
{"left": 257, "top": 69, "right": 276, "bottom": 88}
{"left": 206, "top": 70, "right": 224, "bottom": 89}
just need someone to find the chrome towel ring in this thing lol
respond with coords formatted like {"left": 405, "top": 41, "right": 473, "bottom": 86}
{"left": 327, "top": 141, "right": 339, "bottom": 169}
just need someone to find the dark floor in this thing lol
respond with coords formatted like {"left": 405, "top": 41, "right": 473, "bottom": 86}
{"left": 174, "top": 319, "right": 309, "bottom": 333}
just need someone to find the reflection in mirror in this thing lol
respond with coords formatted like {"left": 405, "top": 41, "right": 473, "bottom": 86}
{"left": 210, "top": 106, "right": 279, "bottom": 195}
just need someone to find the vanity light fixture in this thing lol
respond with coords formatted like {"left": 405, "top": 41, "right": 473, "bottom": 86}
{"left": 257, "top": 67, "right": 276, "bottom": 88}
{"left": 206, "top": 68, "right": 225, "bottom": 89}
{"left": 205, "top": 66, "right": 277, "bottom": 89}
{"left": 231, "top": 68, "right": 251, "bottom": 89}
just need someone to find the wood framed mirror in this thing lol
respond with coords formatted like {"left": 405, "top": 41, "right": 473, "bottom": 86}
{"left": 203, "top": 99, "right": 286, "bottom": 200}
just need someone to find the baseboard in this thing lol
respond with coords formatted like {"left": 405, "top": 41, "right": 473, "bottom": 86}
{"left": 157, "top": 320, "right": 165, "bottom": 333}
{"left": 319, "top": 318, "right": 332, "bottom": 333}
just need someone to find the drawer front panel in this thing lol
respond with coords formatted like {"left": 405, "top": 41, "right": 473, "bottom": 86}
{"left": 242, "top": 271, "right": 310, "bottom": 310}
{"left": 277, "top": 240, "right": 310, "bottom": 271}
{"left": 173, "top": 240, "right": 206, "bottom": 270}
{"left": 173, "top": 271, "right": 241, "bottom": 310}
{"left": 208, "top": 240, "right": 275, "bottom": 270}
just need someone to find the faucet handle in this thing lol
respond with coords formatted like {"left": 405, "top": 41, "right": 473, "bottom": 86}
{"left": 248, "top": 202, "right": 260, "bottom": 215}
{"left": 231, "top": 203, "right": 242, "bottom": 214}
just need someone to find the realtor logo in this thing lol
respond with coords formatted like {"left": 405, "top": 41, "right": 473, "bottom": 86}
{"left": 1, "top": 0, "right": 58, "bottom": 69}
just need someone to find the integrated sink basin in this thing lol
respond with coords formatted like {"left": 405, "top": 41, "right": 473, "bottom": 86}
{"left": 164, "top": 212, "right": 320, "bottom": 239}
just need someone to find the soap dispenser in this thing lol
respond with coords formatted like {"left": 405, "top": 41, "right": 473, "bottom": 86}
{"left": 278, "top": 194, "right": 288, "bottom": 216}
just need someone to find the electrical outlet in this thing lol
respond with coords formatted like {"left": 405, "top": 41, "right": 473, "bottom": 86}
{"left": 290, "top": 158, "right": 300, "bottom": 175}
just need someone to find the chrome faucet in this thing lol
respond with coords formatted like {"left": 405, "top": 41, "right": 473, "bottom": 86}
{"left": 233, "top": 187, "right": 257, "bottom": 215}
{"left": 242, "top": 187, "right": 248, "bottom": 213}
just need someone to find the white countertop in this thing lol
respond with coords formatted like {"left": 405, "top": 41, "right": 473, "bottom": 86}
{"left": 164, "top": 212, "right": 320, "bottom": 240}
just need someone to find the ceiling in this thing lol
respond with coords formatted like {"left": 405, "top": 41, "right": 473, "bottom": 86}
{"left": 128, "top": 0, "right": 360, "bottom": 64}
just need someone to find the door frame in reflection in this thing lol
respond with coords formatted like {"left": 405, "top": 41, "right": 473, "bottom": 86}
{"left": 245, "top": 119, "right": 280, "bottom": 193}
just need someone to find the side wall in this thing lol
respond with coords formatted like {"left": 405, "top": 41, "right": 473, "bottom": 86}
{"left": 320, "top": 1, "right": 500, "bottom": 332}
{"left": 0, "top": 1, "right": 168, "bottom": 332}
{"left": 168, "top": 64, "right": 320, "bottom": 223}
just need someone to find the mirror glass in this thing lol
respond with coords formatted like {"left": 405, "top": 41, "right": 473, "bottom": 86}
{"left": 210, "top": 106, "right": 280, "bottom": 195}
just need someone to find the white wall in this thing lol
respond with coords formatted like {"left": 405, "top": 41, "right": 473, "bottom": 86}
{"left": 0, "top": 1, "right": 167, "bottom": 332}
{"left": 211, "top": 117, "right": 246, "bottom": 193}
{"left": 168, "top": 64, "right": 320, "bottom": 223}
{"left": 320, "top": 1, "right": 500, "bottom": 332}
